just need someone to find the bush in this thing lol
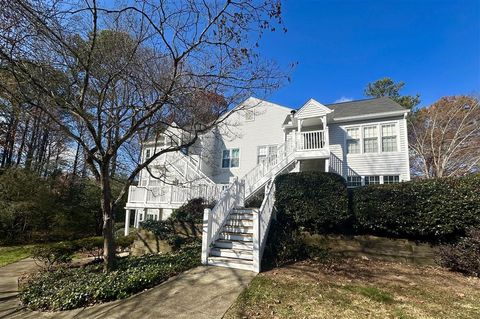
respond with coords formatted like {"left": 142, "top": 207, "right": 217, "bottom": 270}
{"left": 275, "top": 172, "right": 350, "bottom": 233}
{"left": 263, "top": 172, "right": 346, "bottom": 267}
{"left": 351, "top": 175, "right": 480, "bottom": 242}
{"left": 20, "top": 244, "right": 201, "bottom": 311}
{"left": 436, "top": 229, "right": 480, "bottom": 277}
{"left": 31, "top": 242, "right": 78, "bottom": 270}
{"left": 170, "top": 197, "right": 214, "bottom": 224}
{"left": 75, "top": 236, "right": 104, "bottom": 260}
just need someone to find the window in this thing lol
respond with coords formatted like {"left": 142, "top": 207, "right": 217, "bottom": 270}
{"left": 346, "top": 128, "right": 360, "bottom": 154}
{"left": 363, "top": 126, "right": 378, "bottom": 153}
{"left": 365, "top": 176, "right": 380, "bottom": 185}
{"left": 381, "top": 124, "right": 397, "bottom": 152}
{"left": 145, "top": 149, "right": 151, "bottom": 159}
{"left": 347, "top": 176, "right": 362, "bottom": 187}
{"left": 383, "top": 175, "right": 400, "bottom": 184}
{"left": 244, "top": 109, "right": 255, "bottom": 121}
{"left": 257, "top": 145, "right": 278, "bottom": 164}
{"left": 221, "top": 148, "right": 240, "bottom": 168}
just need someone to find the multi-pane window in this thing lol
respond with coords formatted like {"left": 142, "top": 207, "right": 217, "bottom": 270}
{"left": 383, "top": 175, "right": 400, "bottom": 184}
{"left": 364, "top": 176, "right": 380, "bottom": 185}
{"left": 363, "top": 126, "right": 378, "bottom": 153}
{"left": 257, "top": 145, "right": 278, "bottom": 164}
{"left": 381, "top": 124, "right": 397, "bottom": 152}
{"left": 145, "top": 149, "right": 151, "bottom": 159}
{"left": 222, "top": 148, "right": 240, "bottom": 168}
{"left": 347, "top": 176, "right": 362, "bottom": 187}
{"left": 346, "top": 128, "right": 360, "bottom": 154}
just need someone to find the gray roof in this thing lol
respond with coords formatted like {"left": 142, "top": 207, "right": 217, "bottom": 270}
{"left": 326, "top": 97, "right": 407, "bottom": 119}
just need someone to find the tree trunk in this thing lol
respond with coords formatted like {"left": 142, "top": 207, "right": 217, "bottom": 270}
{"left": 100, "top": 166, "right": 116, "bottom": 271}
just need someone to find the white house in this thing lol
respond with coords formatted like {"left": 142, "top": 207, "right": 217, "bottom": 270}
{"left": 124, "top": 96, "right": 410, "bottom": 272}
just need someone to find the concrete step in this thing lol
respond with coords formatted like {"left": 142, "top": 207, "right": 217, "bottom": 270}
{"left": 219, "top": 232, "right": 253, "bottom": 242}
{"left": 207, "top": 256, "right": 254, "bottom": 271}
{"left": 210, "top": 248, "right": 253, "bottom": 260}
{"left": 226, "top": 219, "right": 253, "bottom": 227}
{"left": 223, "top": 226, "right": 253, "bottom": 234}
{"left": 229, "top": 213, "right": 254, "bottom": 220}
{"left": 214, "top": 239, "right": 253, "bottom": 250}
{"left": 232, "top": 208, "right": 257, "bottom": 214}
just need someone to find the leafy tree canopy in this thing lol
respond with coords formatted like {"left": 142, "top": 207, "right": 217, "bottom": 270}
{"left": 365, "top": 77, "right": 420, "bottom": 110}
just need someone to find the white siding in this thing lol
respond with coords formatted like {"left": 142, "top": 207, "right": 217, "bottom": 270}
{"left": 328, "top": 116, "right": 410, "bottom": 182}
{"left": 296, "top": 99, "right": 331, "bottom": 119}
{"left": 211, "top": 99, "right": 292, "bottom": 184}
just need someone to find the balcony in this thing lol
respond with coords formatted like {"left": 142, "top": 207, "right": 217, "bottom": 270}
{"left": 294, "top": 130, "right": 330, "bottom": 159}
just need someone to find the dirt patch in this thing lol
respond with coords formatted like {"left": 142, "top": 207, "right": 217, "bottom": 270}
{"left": 224, "top": 258, "right": 480, "bottom": 319}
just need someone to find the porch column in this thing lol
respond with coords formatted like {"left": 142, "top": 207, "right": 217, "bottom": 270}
{"left": 124, "top": 209, "right": 131, "bottom": 236}
{"left": 297, "top": 119, "right": 303, "bottom": 150}
{"left": 325, "top": 158, "right": 330, "bottom": 172}
{"left": 133, "top": 209, "right": 139, "bottom": 228}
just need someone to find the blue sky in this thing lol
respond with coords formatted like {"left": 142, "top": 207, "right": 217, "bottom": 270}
{"left": 258, "top": 0, "right": 480, "bottom": 109}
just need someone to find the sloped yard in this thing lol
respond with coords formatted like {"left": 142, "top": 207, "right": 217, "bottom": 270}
{"left": 224, "top": 258, "right": 480, "bottom": 319}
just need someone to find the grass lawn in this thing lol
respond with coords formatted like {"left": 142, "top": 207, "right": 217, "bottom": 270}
{"left": 224, "top": 258, "right": 480, "bottom": 319}
{"left": 0, "top": 245, "right": 35, "bottom": 267}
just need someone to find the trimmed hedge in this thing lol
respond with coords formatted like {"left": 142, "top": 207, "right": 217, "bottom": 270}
{"left": 263, "top": 172, "right": 348, "bottom": 267}
{"left": 275, "top": 172, "right": 350, "bottom": 233}
{"left": 351, "top": 175, "right": 480, "bottom": 242}
{"left": 20, "top": 244, "right": 200, "bottom": 311}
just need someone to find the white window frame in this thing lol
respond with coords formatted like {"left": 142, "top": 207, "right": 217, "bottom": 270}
{"left": 364, "top": 175, "right": 380, "bottom": 185}
{"left": 345, "top": 127, "right": 361, "bottom": 154}
{"left": 221, "top": 148, "right": 240, "bottom": 169}
{"left": 347, "top": 176, "right": 362, "bottom": 187}
{"left": 343, "top": 120, "right": 400, "bottom": 156}
{"left": 383, "top": 175, "right": 400, "bottom": 184}
{"left": 257, "top": 144, "right": 278, "bottom": 164}
{"left": 380, "top": 123, "right": 398, "bottom": 152}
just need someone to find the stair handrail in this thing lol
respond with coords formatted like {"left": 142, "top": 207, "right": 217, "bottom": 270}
{"left": 201, "top": 177, "right": 245, "bottom": 264}
{"left": 242, "top": 139, "right": 296, "bottom": 199}
{"left": 252, "top": 177, "right": 276, "bottom": 272}
{"left": 165, "top": 151, "right": 216, "bottom": 185}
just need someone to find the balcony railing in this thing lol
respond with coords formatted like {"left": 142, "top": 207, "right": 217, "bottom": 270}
{"left": 298, "top": 130, "right": 325, "bottom": 150}
{"left": 128, "top": 184, "right": 225, "bottom": 205}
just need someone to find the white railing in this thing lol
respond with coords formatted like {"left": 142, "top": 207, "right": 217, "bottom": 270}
{"left": 298, "top": 130, "right": 325, "bottom": 150}
{"left": 202, "top": 178, "right": 245, "bottom": 264}
{"left": 243, "top": 140, "right": 296, "bottom": 200}
{"left": 165, "top": 152, "right": 215, "bottom": 185}
{"left": 252, "top": 177, "right": 276, "bottom": 272}
{"left": 128, "top": 184, "right": 224, "bottom": 205}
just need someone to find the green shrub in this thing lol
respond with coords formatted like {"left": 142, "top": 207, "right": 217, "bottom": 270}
{"left": 74, "top": 236, "right": 104, "bottom": 260}
{"left": 116, "top": 234, "right": 135, "bottom": 251}
{"left": 351, "top": 175, "right": 480, "bottom": 242}
{"left": 20, "top": 244, "right": 201, "bottom": 311}
{"left": 436, "top": 228, "right": 480, "bottom": 277}
{"left": 170, "top": 197, "right": 214, "bottom": 224}
{"left": 275, "top": 172, "right": 350, "bottom": 233}
{"left": 31, "top": 242, "right": 77, "bottom": 270}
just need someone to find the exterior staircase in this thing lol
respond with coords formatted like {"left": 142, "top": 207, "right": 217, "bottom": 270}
{"left": 207, "top": 208, "right": 256, "bottom": 271}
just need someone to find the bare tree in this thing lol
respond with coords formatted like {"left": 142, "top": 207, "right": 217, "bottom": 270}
{"left": 409, "top": 96, "right": 480, "bottom": 178}
{"left": 0, "top": 0, "right": 285, "bottom": 270}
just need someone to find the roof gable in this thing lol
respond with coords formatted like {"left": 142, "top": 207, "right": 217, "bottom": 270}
{"left": 296, "top": 99, "right": 333, "bottom": 119}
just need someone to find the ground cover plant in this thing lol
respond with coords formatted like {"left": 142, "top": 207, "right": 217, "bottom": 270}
{"left": 19, "top": 244, "right": 200, "bottom": 311}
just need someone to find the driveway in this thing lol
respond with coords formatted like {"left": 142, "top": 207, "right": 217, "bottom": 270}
{"left": 0, "top": 259, "right": 255, "bottom": 319}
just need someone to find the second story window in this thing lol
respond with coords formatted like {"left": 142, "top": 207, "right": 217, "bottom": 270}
{"left": 145, "top": 149, "right": 151, "bottom": 160}
{"left": 346, "top": 128, "right": 360, "bottom": 154}
{"left": 222, "top": 148, "right": 240, "bottom": 168}
{"left": 363, "top": 126, "right": 378, "bottom": 153}
{"left": 381, "top": 124, "right": 397, "bottom": 152}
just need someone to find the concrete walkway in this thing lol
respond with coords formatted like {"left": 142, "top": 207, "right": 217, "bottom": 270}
{"left": 0, "top": 260, "right": 255, "bottom": 319}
